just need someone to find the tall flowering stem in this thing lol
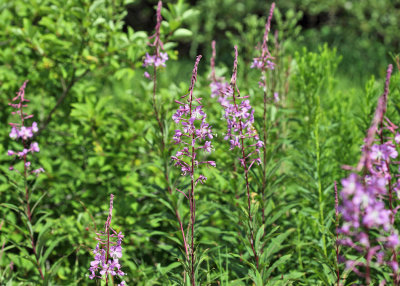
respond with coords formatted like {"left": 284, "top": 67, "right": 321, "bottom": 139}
{"left": 377, "top": 65, "right": 399, "bottom": 284}
{"left": 144, "top": 4, "right": 194, "bottom": 283}
{"left": 7, "top": 80, "right": 44, "bottom": 280}
{"left": 172, "top": 55, "right": 216, "bottom": 285}
{"left": 251, "top": 2, "right": 276, "bottom": 227}
{"left": 143, "top": 1, "right": 169, "bottom": 153}
{"left": 339, "top": 65, "right": 399, "bottom": 285}
{"left": 143, "top": 0, "right": 175, "bottom": 202}
{"left": 224, "top": 46, "right": 264, "bottom": 269}
{"left": 89, "top": 194, "right": 126, "bottom": 286}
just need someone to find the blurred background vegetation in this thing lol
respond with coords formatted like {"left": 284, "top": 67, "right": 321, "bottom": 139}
{"left": 128, "top": 0, "right": 400, "bottom": 80}
{"left": 1, "top": 0, "right": 399, "bottom": 284}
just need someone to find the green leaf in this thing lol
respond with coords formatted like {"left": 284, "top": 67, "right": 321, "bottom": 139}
{"left": 1, "top": 203, "right": 22, "bottom": 214}
{"left": 31, "top": 192, "right": 48, "bottom": 215}
{"left": 39, "top": 235, "right": 66, "bottom": 267}
{"left": 262, "top": 229, "right": 294, "bottom": 264}
{"left": 158, "top": 261, "right": 181, "bottom": 276}
{"left": 265, "top": 254, "right": 291, "bottom": 278}
{"left": 255, "top": 224, "right": 265, "bottom": 254}
{"left": 170, "top": 28, "right": 192, "bottom": 41}
{"left": 248, "top": 268, "right": 263, "bottom": 286}
{"left": 43, "top": 248, "right": 75, "bottom": 285}
{"left": 36, "top": 221, "right": 54, "bottom": 257}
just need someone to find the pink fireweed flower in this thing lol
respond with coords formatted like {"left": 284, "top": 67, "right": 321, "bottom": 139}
{"left": 395, "top": 133, "right": 400, "bottom": 144}
{"left": 273, "top": 92, "right": 279, "bottom": 102}
{"left": 89, "top": 194, "right": 126, "bottom": 284}
{"left": 7, "top": 81, "right": 44, "bottom": 175}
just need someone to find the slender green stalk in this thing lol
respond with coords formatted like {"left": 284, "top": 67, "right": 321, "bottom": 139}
{"left": 314, "top": 97, "right": 327, "bottom": 257}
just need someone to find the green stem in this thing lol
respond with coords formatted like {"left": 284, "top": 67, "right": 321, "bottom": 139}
{"left": 314, "top": 97, "right": 327, "bottom": 257}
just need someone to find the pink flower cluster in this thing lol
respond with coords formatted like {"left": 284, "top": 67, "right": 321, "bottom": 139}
{"left": 210, "top": 80, "right": 230, "bottom": 105}
{"left": 89, "top": 194, "right": 126, "bottom": 285}
{"left": 171, "top": 56, "right": 216, "bottom": 182}
{"left": 7, "top": 81, "right": 44, "bottom": 174}
{"left": 250, "top": 2, "right": 276, "bottom": 73}
{"left": 143, "top": 1, "right": 168, "bottom": 75}
{"left": 223, "top": 99, "right": 263, "bottom": 170}
{"left": 143, "top": 52, "right": 168, "bottom": 68}
{"left": 89, "top": 232, "right": 125, "bottom": 283}
{"left": 339, "top": 65, "right": 400, "bottom": 281}
{"left": 250, "top": 58, "right": 275, "bottom": 71}
{"left": 209, "top": 41, "right": 231, "bottom": 106}
{"left": 223, "top": 46, "right": 264, "bottom": 171}
{"left": 9, "top": 122, "right": 38, "bottom": 140}
{"left": 339, "top": 171, "right": 394, "bottom": 237}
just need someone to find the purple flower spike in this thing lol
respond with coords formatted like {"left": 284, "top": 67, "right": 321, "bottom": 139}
{"left": 143, "top": 1, "right": 168, "bottom": 71}
{"left": 339, "top": 65, "right": 399, "bottom": 284}
{"left": 89, "top": 194, "right": 126, "bottom": 284}
{"left": 209, "top": 41, "right": 231, "bottom": 105}
{"left": 251, "top": 2, "right": 276, "bottom": 72}
{"left": 171, "top": 55, "right": 216, "bottom": 177}
{"left": 223, "top": 47, "right": 263, "bottom": 171}
{"left": 7, "top": 81, "right": 44, "bottom": 176}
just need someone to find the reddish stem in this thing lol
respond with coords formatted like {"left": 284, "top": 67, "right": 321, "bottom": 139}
{"left": 16, "top": 83, "right": 45, "bottom": 281}
{"left": 261, "top": 73, "right": 268, "bottom": 228}
{"left": 105, "top": 194, "right": 114, "bottom": 286}
{"left": 231, "top": 46, "right": 259, "bottom": 269}
{"left": 179, "top": 55, "right": 202, "bottom": 286}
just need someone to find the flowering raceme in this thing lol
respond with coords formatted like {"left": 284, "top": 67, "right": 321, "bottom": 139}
{"left": 251, "top": 2, "right": 276, "bottom": 73}
{"left": 89, "top": 194, "right": 126, "bottom": 286}
{"left": 339, "top": 65, "right": 400, "bottom": 283}
{"left": 172, "top": 55, "right": 216, "bottom": 180}
{"left": 143, "top": 1, "right": 168, "bottom": 72}
{"left": 209, "top": 41, "right": 230, "bottom": 106}
{"left": 223, "top": 47, "right": 264, "bottom": 171}
{"left": 8, "top": 80, "right": 44, "bottom": 174}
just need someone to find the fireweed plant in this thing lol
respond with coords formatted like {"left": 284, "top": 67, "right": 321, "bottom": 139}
{"left": 251, "top": 2, "right": 277, "bottom": 228}
{"left": 339, "top": 65, "right": 400, "bottom": 284}
{"left": 143, "top": 2, "right": 197, "bottom": 283}
{"left": 89, "top": 194, "right": 126, "bottom": 286}
{"left": 222, "top": 46, "right": 264, "bottom": 268}
{"left": 6, "top": 80, "right": 45, "bottom": 280}
{"left": 171, "top": 55, "right": 216, "bottom": 285}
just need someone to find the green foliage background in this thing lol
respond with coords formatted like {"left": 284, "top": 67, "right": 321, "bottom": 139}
{"left": 0, "top": 0, "right": 399, "bottom": 285}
